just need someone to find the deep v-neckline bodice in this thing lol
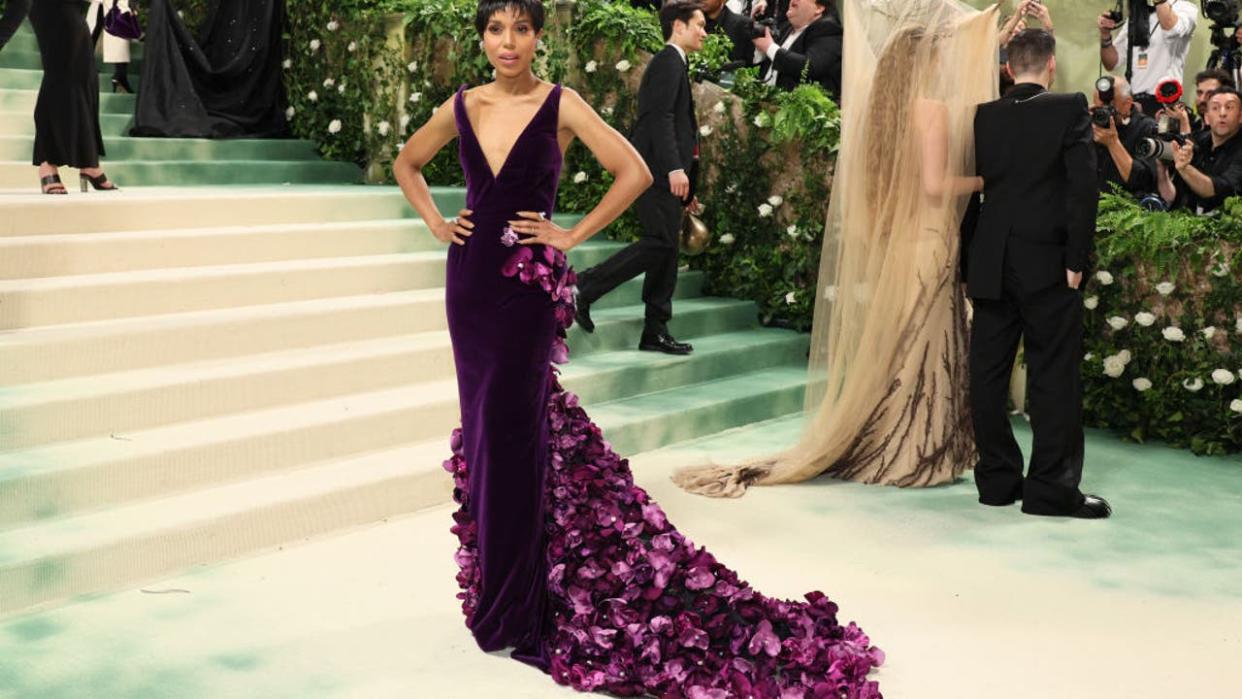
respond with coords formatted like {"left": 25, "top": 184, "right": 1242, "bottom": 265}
{"left": 456, "top": 84, "right": 561, "bottom": 182}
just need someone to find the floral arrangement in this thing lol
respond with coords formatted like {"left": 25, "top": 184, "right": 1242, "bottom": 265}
{"left": 1081, "top": 194, "right": 1242, "bottom": 454}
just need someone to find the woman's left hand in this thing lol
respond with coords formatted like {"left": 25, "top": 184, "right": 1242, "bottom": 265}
{"left": 509, "top": 211, "right": 579, "bottom": 251}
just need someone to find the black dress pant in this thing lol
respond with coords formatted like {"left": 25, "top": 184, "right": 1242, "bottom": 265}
{"left": 29, "top": 0, "right": 105, "bottom": 168}
{"left": 578, "top": 185, "right": 682, "bottom": 335}
{"left": 970, "top": 271, "right": 1086, "bottom": 515}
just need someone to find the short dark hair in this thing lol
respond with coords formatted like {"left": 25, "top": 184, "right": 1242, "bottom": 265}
{"left": 1208, "top": 86, "right": 1242, "bottom": 107}
{"left": 660, "top": 1, "right": 703, "bottom": 41}
{"left": 475, "top": 0, "right": 545, "bottom": 36}
{"left": 1005, "top": 29, "right": 1055, "bottom": 76}
{"left": 1196, "top": 68, "right": 1236, "bottom": 89}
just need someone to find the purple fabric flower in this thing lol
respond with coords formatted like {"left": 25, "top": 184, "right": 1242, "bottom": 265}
{"left": 500, "top": 225, "right": 519, "bottom": 247}
{"left": 444, "top": 235, "right": 885, "bottom": 697}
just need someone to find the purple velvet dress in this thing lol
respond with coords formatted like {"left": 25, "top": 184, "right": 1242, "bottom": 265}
{"left": 443, "top": 83, "right": 884, "bottom": 698}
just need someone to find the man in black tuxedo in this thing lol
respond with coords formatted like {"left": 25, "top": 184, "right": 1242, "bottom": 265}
{"left": 575, "top": 1, "right": 706, "bottom": 356}
{"left": 753, "top": 0, "right": 842, "bottom": 100}
{"left": 962, "top": 29, "right": 1111, "bottom": 519}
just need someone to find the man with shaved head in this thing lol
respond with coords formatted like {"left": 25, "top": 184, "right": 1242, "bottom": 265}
{"left": 1091, "top": 73, "right": 1159, "bottom": 196}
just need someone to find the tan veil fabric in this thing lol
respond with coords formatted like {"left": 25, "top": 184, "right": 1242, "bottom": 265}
{"left": 674, "top": 0, "right": 1000, "bottom": 497}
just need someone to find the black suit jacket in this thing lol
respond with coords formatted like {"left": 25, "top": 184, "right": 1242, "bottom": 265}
{"left": 962, "top": 83, "right": 1098, "bottom": 300}
{"left": 630, "top": 45, "right": 699, "bottom": 199}
{"left": 758, "top": 16, "right": 843, "bottom": 100}
{"left": 706, "top": 6, "right": 754, "bottom": 64}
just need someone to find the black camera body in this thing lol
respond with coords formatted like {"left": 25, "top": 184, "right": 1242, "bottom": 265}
{"left": 1092, "top": 76, "right": 1118, "bottom": 128}
{"left": 1205, "top": 0, "right": 1241, "bottom": 26}
{"left": 748, "top": 17, "right": 777, "bottom": 39}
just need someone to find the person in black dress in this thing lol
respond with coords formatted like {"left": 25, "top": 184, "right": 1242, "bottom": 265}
{"left": 0, "top": 0, "right": 118, "bottom": 194}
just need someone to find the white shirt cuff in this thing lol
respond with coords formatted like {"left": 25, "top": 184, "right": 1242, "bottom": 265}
{"left": 765, "top": 43, "right": 780, "bottom": 63}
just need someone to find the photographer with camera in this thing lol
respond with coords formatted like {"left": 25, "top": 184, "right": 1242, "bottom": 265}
{"left": 1099, "top": 0, "right": 1198, "bottom": 114}
{"left": 1093, "top": 75, "right": 1161, "bottom": 194}
{"left": 1155, "top": 87, "right": 1242, "bottom": 212}
{"left": 752, "top": 0, "right": 843, "bottom": 99}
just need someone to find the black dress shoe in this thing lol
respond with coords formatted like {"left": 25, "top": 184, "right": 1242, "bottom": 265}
{"left": 575, "top": 301, "right": 595, "bottom": 333}
{"left": 639, "top": 332, "right": 693, "bottom": 355}
{"left": 1069, "top": 494, "right": 1112, "bottom": 519}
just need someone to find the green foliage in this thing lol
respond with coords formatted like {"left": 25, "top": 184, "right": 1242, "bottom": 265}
{"left": 567, "top": 0, "right": 662, "bottom": 58}
{"left": 1082, "top": 194, "right": 1242, "bottom": 454}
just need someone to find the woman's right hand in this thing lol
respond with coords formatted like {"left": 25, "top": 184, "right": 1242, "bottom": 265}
{"left": 431, "top": 208, "right": 474, "bottom": 245}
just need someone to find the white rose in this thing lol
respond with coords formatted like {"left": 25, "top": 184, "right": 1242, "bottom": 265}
{"left": 1155, "top": 281, "right": 1175, "bottom": 296}
{"left": 1162, "top": 326, "right": 1186, "bottom": 342}
{"left": 1084, "top": 296, "right": 1099, "bottom": 310}
{"left": 719, "top": 233, "right": 735, "bottom": 245}
{"left": 573, "top": 171, "right": 588, "bottom": 184}
{"left": 1203, "top": 326, "right": 1218, "bottom": 340}
{"left": 615, "top": 59, "right": 631, "bottom": 72}
{"left": 285, "top": 106, "right": 295, "bottom": 120}
{"left": 377, "top": 121, "right": 391, "bottom": 136}
{"left": 328, "top": 119, "right": 342, "bottom": 134}
{"left": 309, "top": 39, "right": 321, "bottom": 51}
{"left": 282, "top": 58, "right": 292, "bottom": 69}
{"left": 410, "top": 92, "right": 422, "bottom": 103}
{"left": 323, "top": 78, "right": 335, "bottom": 88}
{"left": 1117, "top": 349, "right": 1133, "bottom": 364}
{"left": 1134, "top": 312, "right": 1156, "bottom": 327}
{"left": 1106, "top": 316, "right": 1129, "bottom": 330}
{"left": 754, "top": 113, "right": 769, "bottom": 128}
{"left": 347, "top": 41, "right": 357, "bottom": 53}
{"left": 1183, "top": 377, "right": 1204, "bottom": 392}
{"left": 1095, "top": 270, "right": 1114, "bottom": 285}
{"left": 585, "top": 60, "right": 597, "bottom": 73}
{"left": 1211, "top": 368, "right": 1237, "bottom": 385}
{"left": 699, "top": 125, "right": 713, "bottom": 136}
{"left": 713, "top": 102, "right": 726, "bottom": 114}
{"left": 1084, "top": 353, "right": 1095, "bottom": 361}
{"left": 394, "top": 143, "right": 403, "bottom": 154}
{"left": 326, "top": 20, "right": 339, "bottom": 31}
{"left": 1132, "top": 377, "right": 1153, "bottom": 392}
{"left": 767, "top": 195, "right": 783, "bottom": 207}
{"left": 407, "top": 61, "right": 419, "bottom": 73}
{"left": 758, "top": 203, "right": 773, "bottom": 218}
{"left": 338, "top": 84, "right": 346, "bottom": 94}
{"left": 1102, "top": 355, "right": 1127, "bottom": 378}
{"left": 786, "top": 225, "right": 799, "bottom": 239}
{"left": 824, "top": 285, "right": 838, "bottom": 302}
{"left": 602, "top": 106, "right": 614, "bottom": 116}
{"left": 785, "top": 291, "right": 797, "bottom": 305}
{"left": 1231, "top": 399, "right": 1242, "bottom": 414}
{"left": 307, "top": 90, "right": 318, "bottom": 102}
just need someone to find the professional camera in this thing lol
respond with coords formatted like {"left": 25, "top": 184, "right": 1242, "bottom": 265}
{"left": 1204, "top": 0, "right": 1241, "bottom": 73}
{"left": 1205, "top": 0, "right": 1240, "bottom": 25}
{"left": 1139, "top": 192, "right": 1170, "bottom": 211}
{"left": 1091, "top": 76, "right": 1119, "bottom": 128}
{"left": 1136, "top": 100, "right": 1190, "bottom": 163}
{"left": 747, "top": 16, "right": 777, "bottom": 39}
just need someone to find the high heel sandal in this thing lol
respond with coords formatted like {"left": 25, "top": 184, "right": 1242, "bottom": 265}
{"left": 80, "top": 172, "right": 119, "bottom": 192}
{"left": 40, "top": 174, "right": 67, "bottom": 195}
{"left": 111, "top": 77, "right": 133, "bottom": 94}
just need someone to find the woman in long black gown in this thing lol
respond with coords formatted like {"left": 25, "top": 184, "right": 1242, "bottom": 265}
{"left": 0, "top": 0, "right": 118, "bottom": 194}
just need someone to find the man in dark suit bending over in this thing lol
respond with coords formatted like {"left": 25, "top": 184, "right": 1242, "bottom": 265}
{"left": 962, "top": 29, "right": 1111, "bottom": 519}
{"left": 575, "top": 1, "right": 706, "bottom": 356}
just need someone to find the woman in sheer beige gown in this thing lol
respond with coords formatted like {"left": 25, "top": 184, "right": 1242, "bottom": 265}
{"left": 675, "top": 0, "right": 1001, "bottom": 496}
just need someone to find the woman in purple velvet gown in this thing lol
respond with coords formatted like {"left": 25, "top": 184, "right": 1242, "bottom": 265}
{"left": 392, "top": 1, "right": 883, "bottom": 696}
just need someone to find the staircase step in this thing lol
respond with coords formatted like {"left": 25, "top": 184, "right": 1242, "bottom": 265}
{"left": 0, "top": 214, "right": 592, "bottom": 279}
{"left": 0, "top": 135, "right": 322, "bottom": 162}
{"left": 0, "top": 159, "right": 361, "bottom": 188}
{"left": 0, "top": 253, "right": 704, "bottom": 329}
{"left": 0, "top": 186, "right": 458, "bottom": 237}
{"left": 0, "top": 86, "right": 134, "bottom": 114}
{"left": 0, "top": 386, "right": 456, "bottom": 530}
{"left": 0, "top": 49, "right": 144, "bottom": 72}
{"left": 0, "top": 65, "right": 141, "bottom": 93}
{"left": 591, "top": 365, "right": 808, "bottom": 456}
{"left": 0, "top": 110, "right": 133, "bottom": 138}
{"left": 0, "top": 295, "right": 752, "bottom": 384}
{"left": 0, "top": 442, "right": 447, "bottom": 618}
{"left": 0, "top": 330, "right": 794, "bottom": 523}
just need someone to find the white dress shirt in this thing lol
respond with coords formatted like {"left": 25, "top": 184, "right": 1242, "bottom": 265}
{"left": 1110, "top": 0, "right": 1198, "bottom": 95}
